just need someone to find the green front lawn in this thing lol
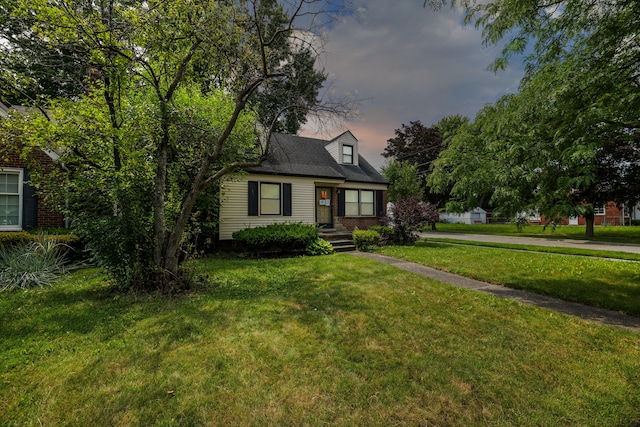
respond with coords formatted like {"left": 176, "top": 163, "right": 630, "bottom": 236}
{"left": 428, "top": 223, "right": 640, "bottom": 243}
{"left": 378, "top": 241, "right": 640, "bottom": 316}
{"left": 2, "top": 255, "right": 640, "bottom": 426}
{"left": 426, "top": 237, "right": 640, "bottom": 261}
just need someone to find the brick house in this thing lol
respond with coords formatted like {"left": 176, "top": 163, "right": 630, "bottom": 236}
{"left": 218, "top": 131, "right": 388, "bottom": 241}
{"left": 526, "top": 202, "right": 637, "bottom": 226}
{"left": 1, "top": 101, "right": 65, "bottom": 231}
{"left": 574, "top": 202, "right": 633, "bottom": 226}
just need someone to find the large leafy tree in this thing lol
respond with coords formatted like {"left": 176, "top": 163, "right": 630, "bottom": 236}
{"left": 426, "top": 0, "right": 640, "bottom": 236}
{"left": 383, "top": 120, "right": 442, "bottom": 179}
{"left": 383, "top": 116, "right": 468, "bottom": 205}
{"left": 383, "top": 120, "right": 438, "bottom": 204}
{"left": 1, "top": 0, "right": 336, "bottom": 290}
{"left": 430, "top": 61, "right": 640, "bottom": 236}
{"left": 381, "top": 160, "right": 423, "bottom": 204}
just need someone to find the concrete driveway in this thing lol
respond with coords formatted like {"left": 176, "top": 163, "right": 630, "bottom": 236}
{"left": 421, "top": 232, "right": 640, "bottom": 254}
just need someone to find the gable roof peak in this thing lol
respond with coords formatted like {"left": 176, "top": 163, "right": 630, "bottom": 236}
{"left": 329, "top": 130, "right": 358, "bottom": 144}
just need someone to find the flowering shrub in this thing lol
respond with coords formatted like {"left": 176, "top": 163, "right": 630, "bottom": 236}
{"left": 390, "top": 196, "right": 439, "bottom": 244}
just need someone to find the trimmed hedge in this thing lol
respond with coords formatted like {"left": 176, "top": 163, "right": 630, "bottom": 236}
{"left": 353, "top": 229, "right": 381, "bottom": 251}
{"left": 0, "top": 231, "right": 80, "bottom": 246}
{"left": 0, "top": 232, "right": 33, "bottom": 246}
{"left": 232, "top": 222, "right": 319, "bottom": 255}
{"left": 0, "top": 232, "right": 83, "bottom": 263}
{"left": 369, "top": 225, "right": 395, "bottom": 245}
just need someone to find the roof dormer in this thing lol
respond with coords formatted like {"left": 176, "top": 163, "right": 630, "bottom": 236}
{"left": 324, "top": 130, "right": 359, "bottom": 166}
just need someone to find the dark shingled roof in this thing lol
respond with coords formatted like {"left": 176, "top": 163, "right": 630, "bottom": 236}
{"left": 246, "top": 133, "right": 388, "bottom": 185}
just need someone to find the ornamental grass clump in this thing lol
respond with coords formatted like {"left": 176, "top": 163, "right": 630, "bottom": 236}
{"left": 0, "top": 238, "right": 68, "bottom": 290}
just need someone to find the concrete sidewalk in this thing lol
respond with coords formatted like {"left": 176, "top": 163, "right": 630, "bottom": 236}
{"left": 351, "top": 251, "right": 640, "bottom": 333}
{"left": 421, "top": 232, "right": 640, "bottom": 254}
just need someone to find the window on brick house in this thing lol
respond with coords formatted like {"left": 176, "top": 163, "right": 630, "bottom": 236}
{"left": 0, "top": 169, "right": 22, "bottom": 230}
{"left": 360, "top": 190, "right": 374, "bottom": 216}
{"left": 344, "top": 189, "right": 375, "bottom": 217}
{"left": 594, "top": 205, "right": 605, "bottom": 215}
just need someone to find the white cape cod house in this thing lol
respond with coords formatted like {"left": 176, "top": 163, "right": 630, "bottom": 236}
{"left": 219, "top": 131, "right": 388, "bottom": 241}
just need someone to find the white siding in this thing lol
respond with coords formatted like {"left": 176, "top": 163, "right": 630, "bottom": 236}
{"left": 337, "top": 182, "right": 387, "bottom": 191}
{"left": 325, "top": 131, "right": 359, "bottom": 166}
{"left": 333, "top": 132, "right": 359, "bottom": 166}
{"left": 439, "top": 207, "right": 487, "bottom": 224}
{"left": 219, "top": 174, "right": 317, "bottom": 240}
{"left": 325, "top": 140, "right": 339, "bottom": 163}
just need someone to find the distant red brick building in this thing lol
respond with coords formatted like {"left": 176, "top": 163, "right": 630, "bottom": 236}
{"left": 576, "top": 202, "right": 631, "bottom": 226}
{"left": 527, "top": 202, "right": 636, "bottom": 227}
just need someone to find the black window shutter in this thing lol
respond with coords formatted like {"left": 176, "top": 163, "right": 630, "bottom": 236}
{"left": 22, "top": 169, "right": 38, "bottom": 229}
{"left": 376, "top": 190, "right": 384, "bottom": 217}
{"left": 337, "top": 189, "right": 345, "bottom": 217}
{"left": 282, "top": 183, "right": 292, "bottom": 216}
{"left": 248, "top": 181, "right": 258, "bottom": 216}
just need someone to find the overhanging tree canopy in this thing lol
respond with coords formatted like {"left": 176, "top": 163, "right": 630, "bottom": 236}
{"left": 1, "top": 0, "right": 343, "bottom": 290}
{"left": 426, "top": 0, "right": 640, "bottom": 236}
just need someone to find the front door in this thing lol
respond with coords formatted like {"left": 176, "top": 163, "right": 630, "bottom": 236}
{"left": 316, "top": 187, "right": 333, "bottom": 227}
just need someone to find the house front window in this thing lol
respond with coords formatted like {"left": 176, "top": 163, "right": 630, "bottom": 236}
{"left": 342, "top": 144, "right": 353, "bottom": 164}
{"left": 360, "top": 190, "right": 374, "bottom": 216}
{"left": 344, "top": 189, "right": 375, "bottom": 217}
{"left": 345, "top": 189, "right": 359, "bottom": 216}
{"left": 0, "top": 169, "right": 22, "bottom": 230}
{"left": 248, "top": 181, "right": 292, "bottom": 217}
{"left": 260, "top": 182, "right": 281, "bottom": 215}
{"left": 594, "top": 205, "right": 605, "bottom": 216}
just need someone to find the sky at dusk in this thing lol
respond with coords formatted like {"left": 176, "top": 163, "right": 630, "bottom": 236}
{"left": 300, "top": 1, "right": 525, "bottom": 170}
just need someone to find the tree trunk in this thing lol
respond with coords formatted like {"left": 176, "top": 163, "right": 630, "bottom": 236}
{"left": 152, "top": 106, "right": 170, "bottom": 270}
{"left": 584, "top": 212, "right": 595, "bottom": 238}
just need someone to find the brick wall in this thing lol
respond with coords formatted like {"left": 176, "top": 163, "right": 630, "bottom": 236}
{"left": 336, "top": 216, "right": 386, "bottom": 231}
{"left": 332, "top": 189, "right": 387, "bottom": 231}
{"left": 1, "top": 144, "right": 65, "bottom": 229}
{"left": 577, "top": 202, "right": 628, "bottom": 226}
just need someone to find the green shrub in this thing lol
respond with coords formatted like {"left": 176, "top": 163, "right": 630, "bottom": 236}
{"left": 0, "top": 231, "right": 32, "bottom": 246}
{"left": 631, "top": 220, "right": 640, "bottom": 226}
{"left": 512, "top": 216, "right": 528, "bottom": 232}
{"left": 0, "top": 238, "right": 68, "bottom": 290}
{"left": 369, "top": 225, "right": 394, "bottom": 245}
{"left": 305, "top": 238, "right": 334, "bottom": 256}
{"left": 353, "top": 229, "right": 381, "bottom": 251}
{"left": 0, "top": 232, "right": 83, "bottom": 262}
{"left": 232, "top": 222, "right": 319, "bottom": 256}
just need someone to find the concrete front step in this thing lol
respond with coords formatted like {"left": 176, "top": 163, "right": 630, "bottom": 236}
{"left": 318, "top": 231, "right": 355, "bottom": 252}
{"left": 331, "top": 242, "right": 356, "bottom": 252}
{"left": 318, "top": 231, "right": 353, "bottom": 241}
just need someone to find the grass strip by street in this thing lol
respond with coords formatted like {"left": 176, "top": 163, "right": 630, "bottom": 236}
{"left": 377, "top": 242, "right": 640, "bottom": 316}
{"left": 426, "top": 223, "right": 640, "bottom": 244}
{"left": 426, "top": 237, "right": 640, "bottom": 261}
{"left": 2, "top": 255, "right": 640, "bottom": 426}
